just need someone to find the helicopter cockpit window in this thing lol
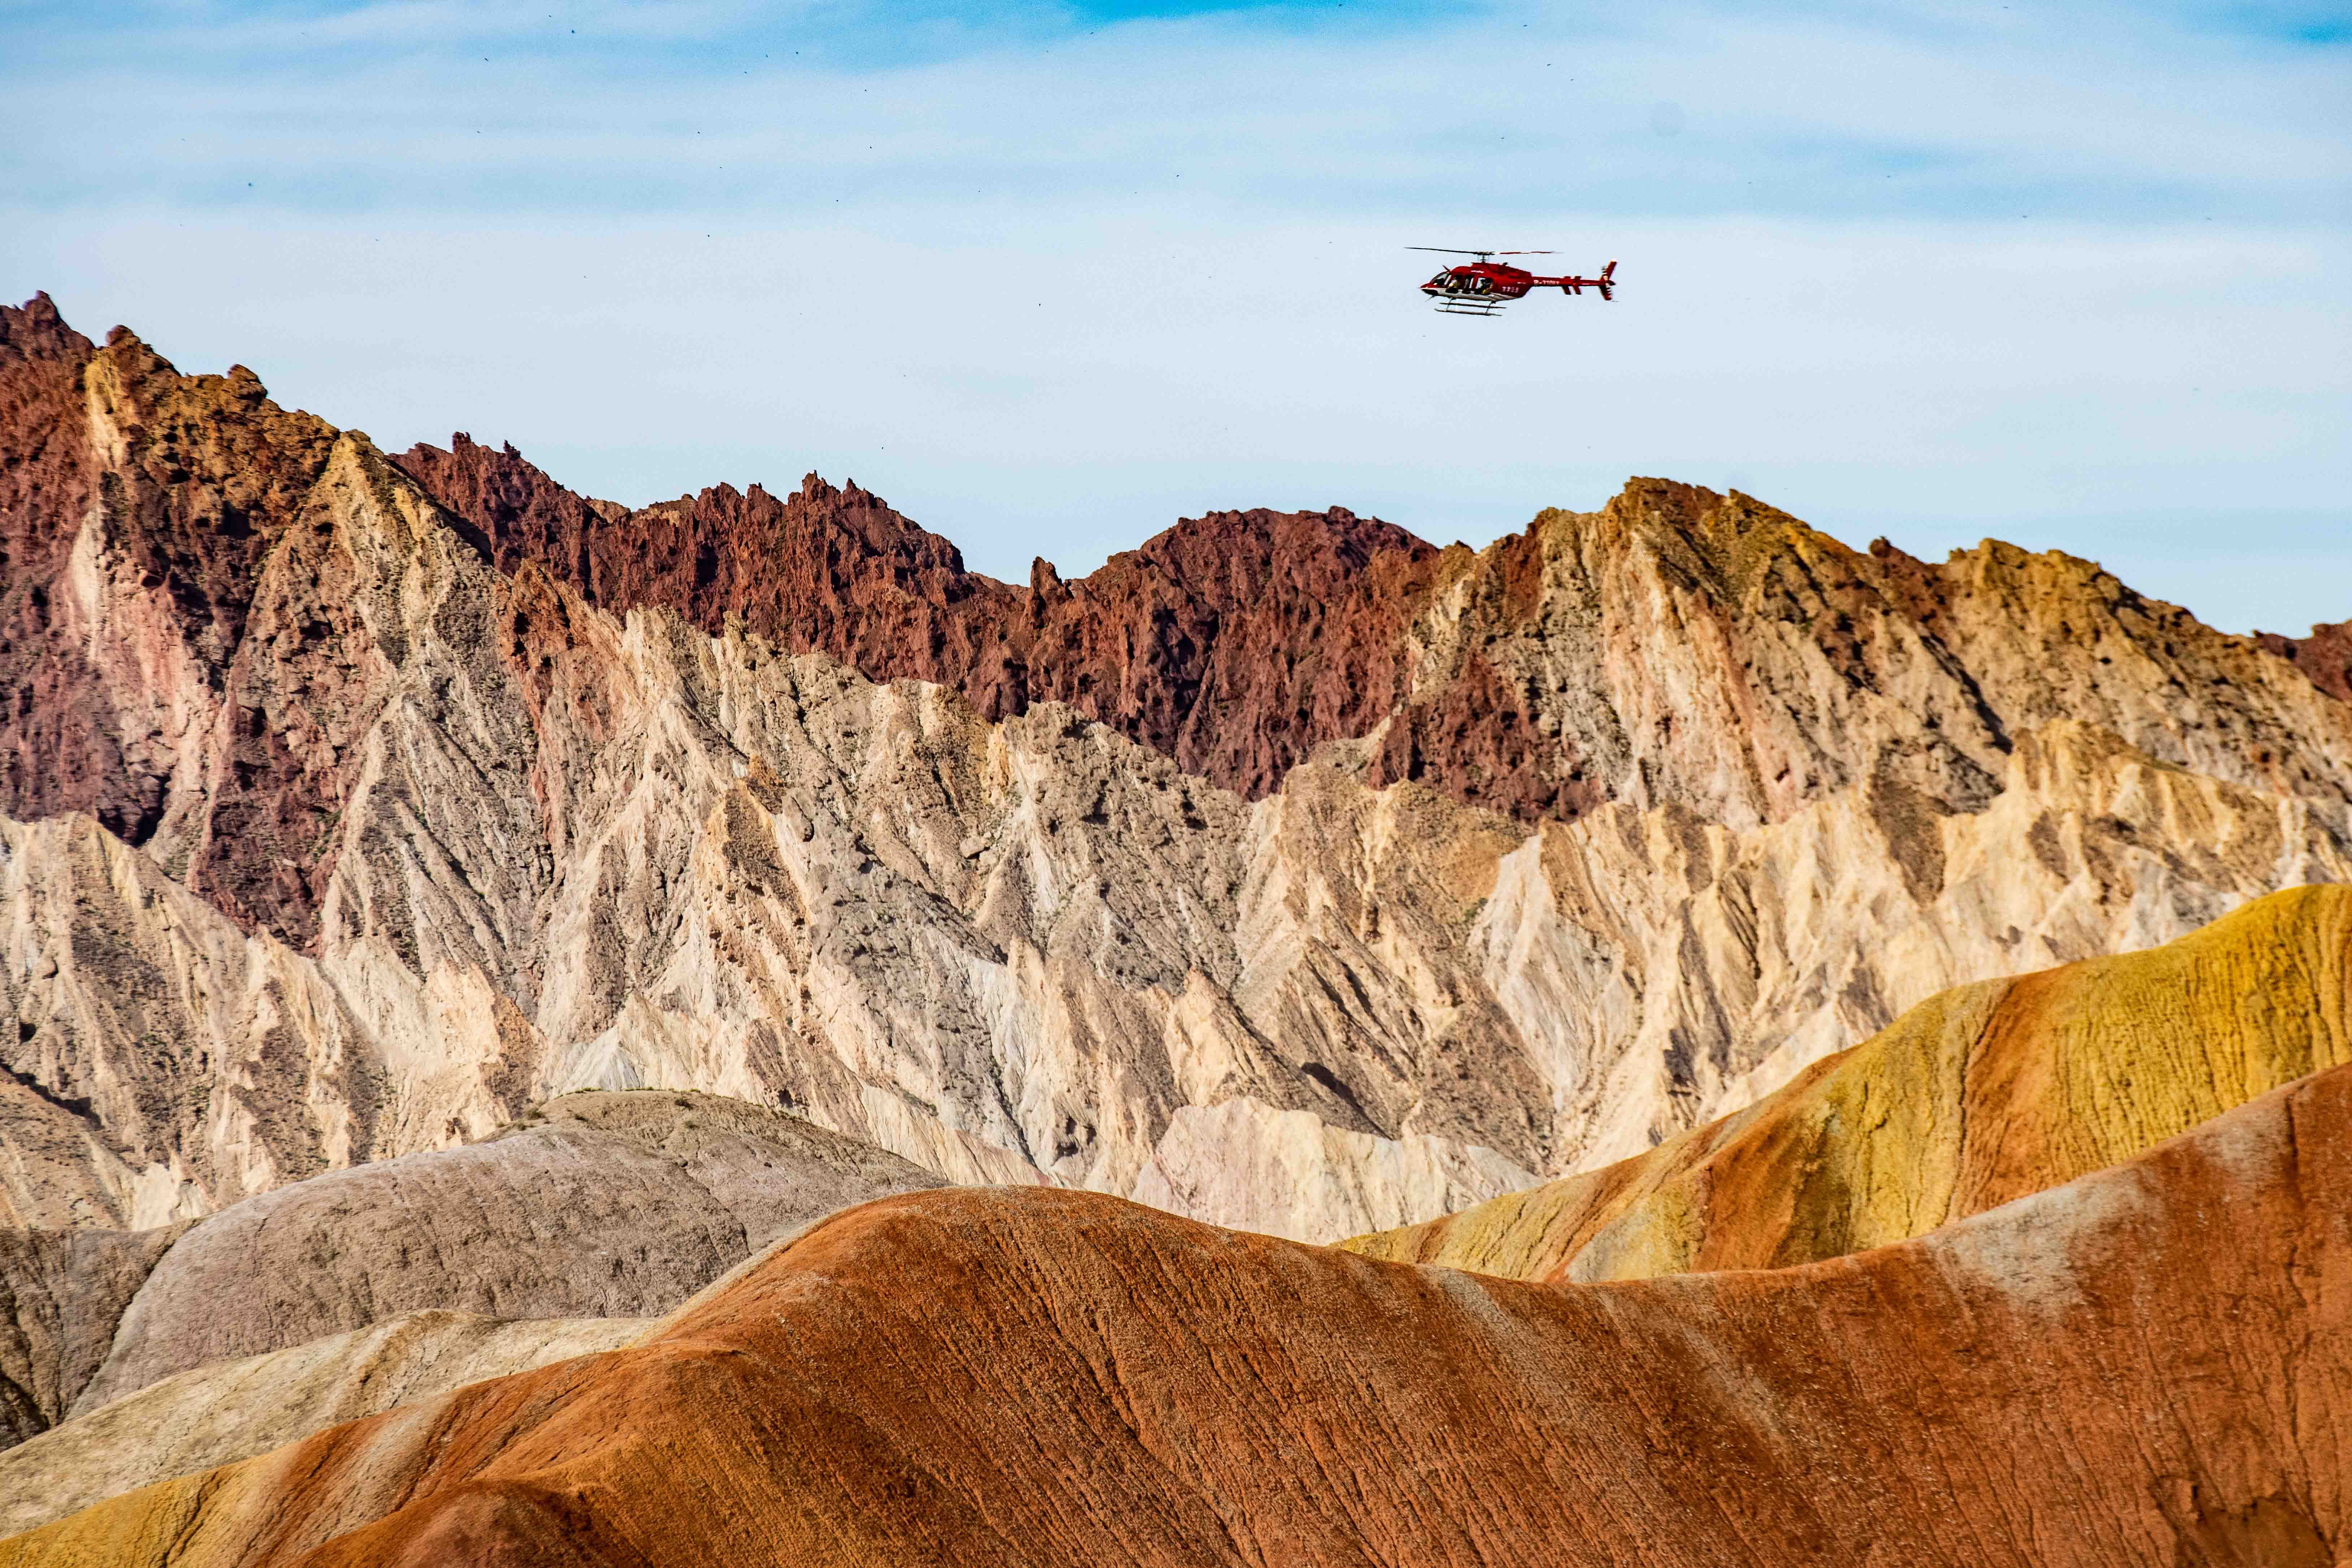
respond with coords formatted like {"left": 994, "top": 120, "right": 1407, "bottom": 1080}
{"left": 1429, "top": 270, "right": 1452, "bottom": 288}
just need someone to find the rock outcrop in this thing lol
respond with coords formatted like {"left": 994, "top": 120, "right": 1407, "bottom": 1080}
{"left": 1343, "top": 882, "right": 2352, "bottom": 1279}
{"left": 0, "top": 1309, "right": 642, "bottom": 1538}
{"left": 11, "top": 1062, "right": 2348, "bottom": 1567}
{"left": 5, "top": 292, "right": 2350, "bottom": 1248}
{"left": 2262, "top": 617, "right": 2352, "bottom": 704}
{"left": 397, "top": 436, "right": 2352, "bottom": 836}
{"left": 0, "top": 297, "right": 344, "bottom": 942}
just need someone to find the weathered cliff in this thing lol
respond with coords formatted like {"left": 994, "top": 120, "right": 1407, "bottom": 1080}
{"left": 9, "top": 1062, "right": 2347, "bottom": 1567}
{"left": 395, "top": 434, "right": 1446, "bottom": 812}
{"left": 398, "top": 435, "right": 2352, "bottom": 837}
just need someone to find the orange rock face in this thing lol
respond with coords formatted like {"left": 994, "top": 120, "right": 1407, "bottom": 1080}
{"left": 16, "top": 1062, "right": 2349, "bottom": 1567}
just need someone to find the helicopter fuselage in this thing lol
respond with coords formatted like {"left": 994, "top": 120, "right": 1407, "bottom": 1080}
{"left": 1421, "top": 262, "right": 1537, "bottom": 300}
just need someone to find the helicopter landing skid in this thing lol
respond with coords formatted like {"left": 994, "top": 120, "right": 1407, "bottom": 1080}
{"left": 1433, "top": 297, "right": 1506, "bottom": 316}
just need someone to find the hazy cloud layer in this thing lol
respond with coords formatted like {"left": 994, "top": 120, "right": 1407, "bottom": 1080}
{"left": 3, "top": 0, "right": 2345, "bottom": 631}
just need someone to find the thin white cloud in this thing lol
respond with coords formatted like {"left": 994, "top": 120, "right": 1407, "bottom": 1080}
{"left": 1, "top": 0, "right": 2344, "bottom": 633}
{"left": 7, "top": 1, "right": 2344, "bottom": 218}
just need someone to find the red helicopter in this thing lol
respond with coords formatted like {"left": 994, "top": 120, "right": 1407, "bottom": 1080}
{"left": 1412, "top": 248, "right": 1617, "bottom": 316}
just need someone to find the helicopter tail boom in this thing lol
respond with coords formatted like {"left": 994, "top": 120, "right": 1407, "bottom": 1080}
{"left": 1536, "top": 260, "right": 1617, "bottom": 299}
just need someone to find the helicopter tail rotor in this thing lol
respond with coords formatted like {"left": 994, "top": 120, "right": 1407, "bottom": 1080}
{"left": 1597, "top": 260, "right": 1616, "bottom": 302}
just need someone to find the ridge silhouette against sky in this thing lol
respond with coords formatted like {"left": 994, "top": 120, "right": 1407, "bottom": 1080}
{"left": 1, "top": 0, "right": 2344, "bottom": 632}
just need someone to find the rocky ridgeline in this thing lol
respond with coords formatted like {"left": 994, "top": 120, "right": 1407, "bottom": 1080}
{"left": 2, "top": 291, "right": 2349, "bottom": 1250}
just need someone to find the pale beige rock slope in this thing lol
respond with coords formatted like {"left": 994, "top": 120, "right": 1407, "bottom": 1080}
{"left": 4, "top": 321, "right": 2350, "bottom": 1247}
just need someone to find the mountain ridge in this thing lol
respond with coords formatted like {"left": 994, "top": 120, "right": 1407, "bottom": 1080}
{"left": 4, "top": 289, "right": 2349, "bottom": 1254}
{"left": 9, "top": 290, "right": 2348, "bottom": 957}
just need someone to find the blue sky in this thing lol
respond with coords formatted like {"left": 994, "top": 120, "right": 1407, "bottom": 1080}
{"left": 3, "top": 0, "right": 2346, "bottom": 632}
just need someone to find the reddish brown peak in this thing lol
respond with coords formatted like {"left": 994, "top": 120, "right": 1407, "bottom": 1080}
{"left": 2258, "top": 619, "right": 2352, "bottom": 703}
{"left": 397, "top": 436, "right": 1447, "bottom": 803}
{"left": 1026, "top": 505, "right": 1444, "bottom": 799}
{"left": 1, "top": 297, "right": 97, "bottom": 484}
{"left": 1122, "top": 505, "right": 1435, "bottom": 605}
{"left": 630, "top": 470, "right": 986, "bottom": 604}
{"left": 0, "top": 294, "right": 113, "bottom": 841}
{"left": 394, "top": 434, "right": 614, "bottom": 586}
{"left": 1, "top": 292, "right": 96, "bottom": 365}
{"left": 0, "top": 304, "right": 344, "bottom": 944}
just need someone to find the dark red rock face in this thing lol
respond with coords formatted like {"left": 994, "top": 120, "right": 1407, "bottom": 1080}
{"left": 396, "top": 435, "right": 1444, "bottom": 803}
{"left": 0, "top": 297, "right": 116, "bottom": 837}
{"left": 2260, "top": 620, "right": 2352, "bottom": 703}
{"left": 1365, "top": 651, "right": 1604, "bottom": 822}
{"left": 0, "top": 298, "right": 343, "bottom": 939}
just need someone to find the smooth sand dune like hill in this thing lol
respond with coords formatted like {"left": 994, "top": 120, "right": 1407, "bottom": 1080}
{"left": 0, "top": 1091, "right": 938, "bottom": 1469}
{"left": 5, "top": 1061, "right": 2347, "bottom": 1567}
{"left": 67, "top": 1090, "right": 943, "bottom": 1416}
{"left": 0, "top": 1311, "right": 645, "bottom": 1539}
{"left": 1344, "top": 882, "right": 2352, "bottom": 1282}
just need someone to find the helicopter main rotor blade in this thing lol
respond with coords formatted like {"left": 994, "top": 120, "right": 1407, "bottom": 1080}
{"left": 1406, "top": 247, "right": 1495, "bottom": 255}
